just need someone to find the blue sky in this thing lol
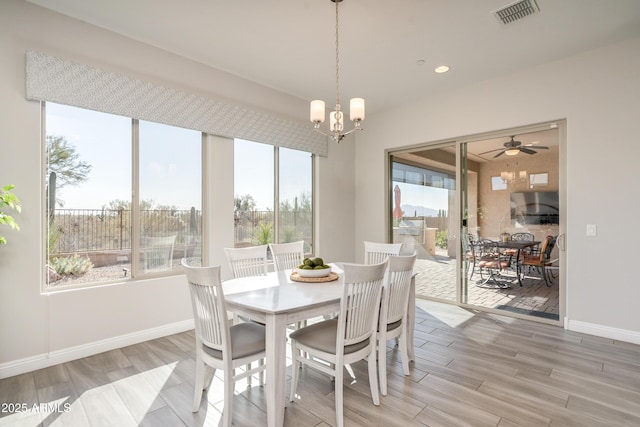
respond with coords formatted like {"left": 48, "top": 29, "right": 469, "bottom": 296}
{"left": 46, "top": 103, "right": 310, "bottom": 212}
{"left": 234, "top": 139, "right": 312, "bottom": 211}
{"left": 393, "top": 181, "right": 450, "bottom": 213}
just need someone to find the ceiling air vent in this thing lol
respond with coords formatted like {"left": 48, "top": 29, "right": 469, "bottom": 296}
{"left": 493, "top": 0, "right": 540, "bottom": 25}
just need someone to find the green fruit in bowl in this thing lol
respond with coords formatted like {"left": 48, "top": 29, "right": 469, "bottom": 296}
{"left": 313, "top": 265, "right": 327, "bottom": 270}
{"left": 312, "top": 257, "right": 324, "bottom": 266}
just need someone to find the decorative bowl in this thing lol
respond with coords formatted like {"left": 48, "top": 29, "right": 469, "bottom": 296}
{"left": 295, "top": 267, "right": 332, "bottom": 278}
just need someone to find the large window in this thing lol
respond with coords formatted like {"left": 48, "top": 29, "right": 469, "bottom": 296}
{"left": 45, "top": 103, "right": 202, "bottom": 289}
{"left": 234, "top": 139, "right": 313, "bottom": 253}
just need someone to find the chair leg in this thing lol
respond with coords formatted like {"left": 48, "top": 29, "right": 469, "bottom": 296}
{"left": 399, "top": 330, "right": 410, "bottom": 376}
{"left": 542, "top": 266, "right": 550, "bottom": 287}
{"left": 289, "top": 343, "right": 300, "bottom": 402}
{"left": 378, "top": 338, "right": 388, "bottom": 396}
{"left": 368, "top": 349, "right": 380, "bottom": 406}
{"left": 192, "top": 355, "right": 205, "bottom": 412}
{"left": 223, "top": 368, "right": 234, "bottom": 427}
{"left": 334, "top": 365, "right": 344, "bottom": 427}
{"left": 258, "top": 359, "right": 264, "bottom": 385}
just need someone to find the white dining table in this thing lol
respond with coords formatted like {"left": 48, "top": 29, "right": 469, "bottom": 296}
{"left": 223, "top": 266, "right": 343, "bottom": 427}
{"left": 222, "top": 264, "right": 416, "bottom": 427}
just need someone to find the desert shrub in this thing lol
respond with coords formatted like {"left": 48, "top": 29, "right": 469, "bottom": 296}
{"left": 50, "top": 254, "right": 94, "bottom": 276}
{"left": 252, "top": 221, "right": 273, "bottom": 245}
{"left": 436, "top": 230, "right": 448, "bottom": 249}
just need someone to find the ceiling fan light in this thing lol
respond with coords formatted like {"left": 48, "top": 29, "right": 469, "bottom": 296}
{"left": 505, "top": 148, "right": 520, "bottom": 156}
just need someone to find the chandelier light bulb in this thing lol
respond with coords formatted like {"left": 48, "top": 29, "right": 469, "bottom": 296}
{"left": 349, "top": 98, "right": 365, "bottom": 121}
{"left": 310, "top": 100, "right": 326, "bottom": 123}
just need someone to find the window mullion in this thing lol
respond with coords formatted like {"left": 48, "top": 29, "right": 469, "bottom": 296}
{"left": 274, "top": 146, "right": 280, "bottom": 244}
{"left": 131, "top": 119, "right": 140, "bottom": 276}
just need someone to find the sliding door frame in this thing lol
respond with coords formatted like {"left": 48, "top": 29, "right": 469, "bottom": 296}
{"left": 386, "top": 120, "right": 566, "bottom": 325}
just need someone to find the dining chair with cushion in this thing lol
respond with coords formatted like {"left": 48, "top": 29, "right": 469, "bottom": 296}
{"left": 268, "top": 240, "right": 305, "bottom": 271}
{"left": 463, "top": 233, "right": 481, "bottom": 279}
{"left": 519, "top": 235, "right": 556, "bottom": 286}
{"left": 181, "top": 260, "right": 266, "bottom": 427}
{"left": 377, "top": 253, "right": 416, "bottom": 396}
{"left": 364, "top": 240, "right": 402, "bottom": 264}
{"left": 289, "top": 261, "right": 388, "bottom": 427}
{"left": 476, "top": 239, "right": 511, "bottom": 288}
{"left": 224, "top": 244, "right": 268, "bottom": 278}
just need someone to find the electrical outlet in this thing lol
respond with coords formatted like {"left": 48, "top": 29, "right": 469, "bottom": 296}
{"left": 586, "top": 224, "right": 597, "bottom": 236}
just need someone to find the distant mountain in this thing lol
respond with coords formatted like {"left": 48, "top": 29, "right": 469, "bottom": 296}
{"left": 401, "top": 204, "right": 439, "bottom": 217}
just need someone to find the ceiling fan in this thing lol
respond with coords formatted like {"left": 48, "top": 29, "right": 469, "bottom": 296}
{"left": 480, "top": 135, "right": 549, "bottom": 158}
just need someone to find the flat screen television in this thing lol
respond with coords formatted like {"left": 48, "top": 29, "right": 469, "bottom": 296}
{"left": 510, "top": 191, "right": 559, "bottom": 225}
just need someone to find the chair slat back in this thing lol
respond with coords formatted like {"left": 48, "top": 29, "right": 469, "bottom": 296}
{"left": 510, "top": 232, "right": 534, "bottom": 242}
{"left": 224, "top": 245, "right": 268, "bottom": 278}
{"left": 182, "top": 261, "right": 229, "bottom": 352}
{"left": 340, "top": 261, "right": 387, "bottom": 347}
{"left": 269, "top": 241, "right": 305, "bottom": 271}
{"left": 383, "top": 254, "right": 417, "bottom": 325}
{"left": 143, "top": 235, "right": 176, "bottom": 272}
{"left": 364, "top": 241, "right": 402, "bottom": 265}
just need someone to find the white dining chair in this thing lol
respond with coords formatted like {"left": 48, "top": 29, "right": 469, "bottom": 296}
{"left": 289, "top": 261, "right": 387, "bottom": 427}
{"left": 269, "top": 240, "right": 309, "bottom": 330}
{"left": 364, "top": 240, "right": 402, "bottom": 264}
{"left": 268, "top": 240, "right": 305, "bottom": 271}
{"left": 377, "top": 253, "right": 416, "bottom": 396}
{"left": 142, "top": 235, "right": 176, "bottom": 272}
{"left": 224, "top": 244, "right": 268, "bottom": 278}
{"left": 181, "top": 260, "right": 266, "bottom": 427}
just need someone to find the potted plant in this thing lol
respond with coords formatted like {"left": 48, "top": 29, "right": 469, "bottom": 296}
{"left": 0, "top": 184, "right": 21, "bottom": 245}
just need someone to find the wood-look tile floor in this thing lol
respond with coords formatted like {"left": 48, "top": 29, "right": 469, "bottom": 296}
{"left": 1, "top": 299, "right": 639, "bottom": 426}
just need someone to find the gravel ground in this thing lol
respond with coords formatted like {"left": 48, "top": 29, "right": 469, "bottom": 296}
{"left": 50, "top": 263, "right": 132, "bottom": 287}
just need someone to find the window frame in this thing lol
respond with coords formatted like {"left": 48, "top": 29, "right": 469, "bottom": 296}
{"left": 42, "top": 102, "right": 205, "bottom": 292}
{"left": 233, "top": 139, "right": 315, "bottom": 254}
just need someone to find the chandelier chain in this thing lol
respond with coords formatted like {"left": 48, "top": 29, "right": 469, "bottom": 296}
{"left": 335, "top": 0, "right": 340, "bottom": 108}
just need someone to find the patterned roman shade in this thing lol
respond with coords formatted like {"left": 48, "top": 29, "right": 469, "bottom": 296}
{"left": 25, "top": 51, "right": 328, "bottom": 157}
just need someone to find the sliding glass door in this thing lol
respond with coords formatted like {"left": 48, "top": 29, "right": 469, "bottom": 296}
{"left": 389, "top": 123, "right": 563, "bottom": 322}
{"left": 390, "top": 143, "right": 459, "bottom": 302}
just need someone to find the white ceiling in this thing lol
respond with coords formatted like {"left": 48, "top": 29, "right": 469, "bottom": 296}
{"left": 26, "top": 0, "right": 640, "bottom": 118}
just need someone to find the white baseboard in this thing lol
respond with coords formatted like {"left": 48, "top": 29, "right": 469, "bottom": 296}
{"left": 566, "top": 318, "right": 640, "bottom": 345}
{"left": 0, "top": 319, "right": 194, "bottom": 379}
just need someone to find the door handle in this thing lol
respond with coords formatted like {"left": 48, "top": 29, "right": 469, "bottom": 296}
{"left": 557, "top": 233, "right": 566, "bottom": 251}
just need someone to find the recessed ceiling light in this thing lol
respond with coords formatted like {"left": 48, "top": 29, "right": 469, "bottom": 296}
{"left": 416, "top": 59, "right": 426, "bottom": 66}
{"left": 435, "top": 65, "right": 450, "bottom": 74}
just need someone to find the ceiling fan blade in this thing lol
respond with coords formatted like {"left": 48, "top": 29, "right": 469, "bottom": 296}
{"left": 533, "top": 145, "right": 549, "bottom": 149}
{"left": 479, "top": 147, "right": 506, "bottom": 155}
{"left": 493, "top": 150, "right": 506, "bottom": 158}
{"left": 519, "top": 147, "right": 537, "bottom": 154}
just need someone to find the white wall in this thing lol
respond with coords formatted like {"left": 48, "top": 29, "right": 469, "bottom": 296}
{"left": 355, "top": 36, "right": 640, "bottom": 341}
{"left": 0, "top": 0, "right": 355, "bottom": 376}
